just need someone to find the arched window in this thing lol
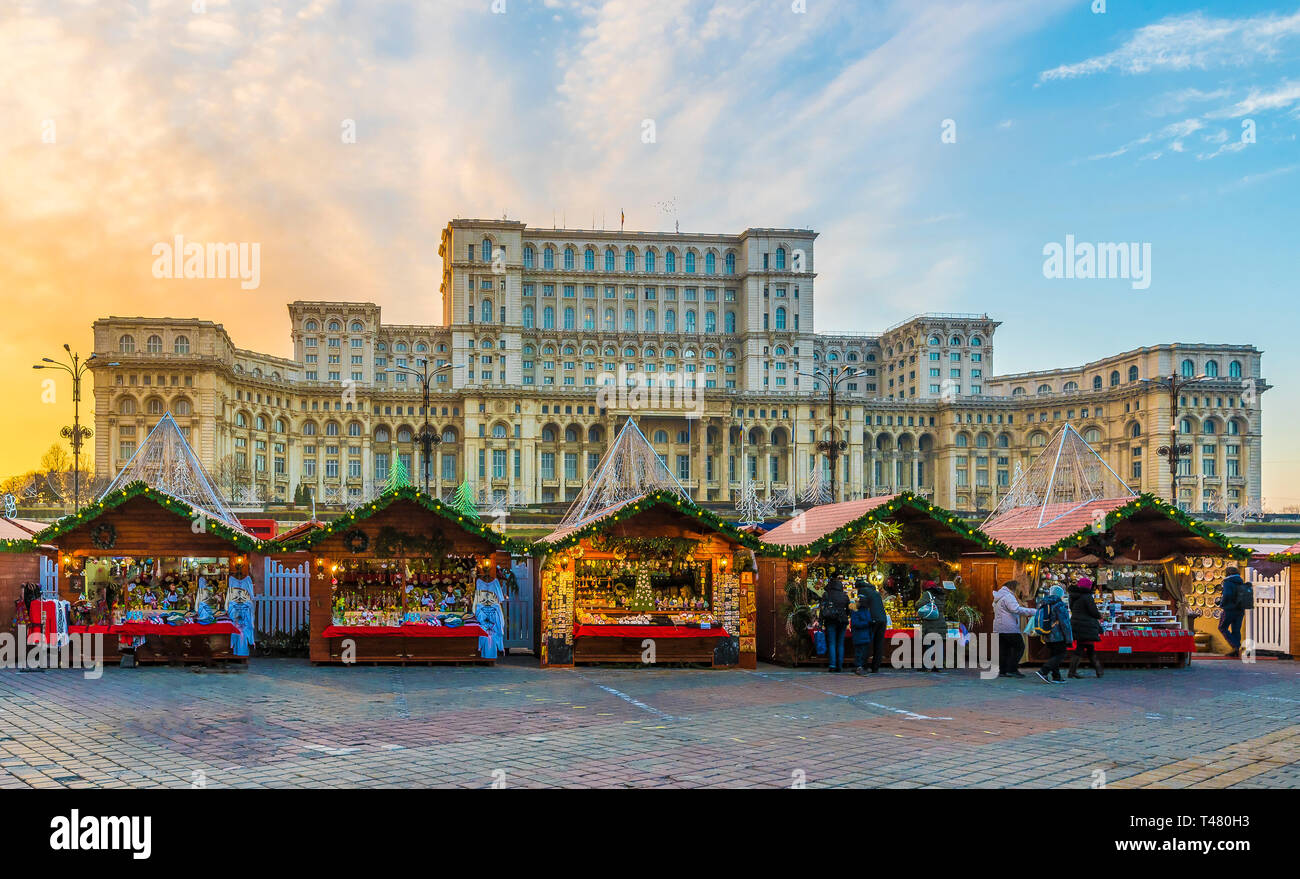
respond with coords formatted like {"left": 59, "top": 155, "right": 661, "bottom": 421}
{"left": 605, "top": 248, "right": 616, "bottom": 271}
{"left": 348, "top": 421, "right": 362, "bottom": 437}
{"left": 147, "top": 398, "right": 164, "bottom": 416}
{"left": 1063, "top": 381, "right": 1079, "bottom": 392}
{"left": 482, "top": 237, "right": 492, "bottom": 261}
{"left": 583, "top": 308, "right": 595, "bottom": 330}
{"left": 543, "top": 306, "right": 555, "bottom": 329}
{"left": 725, "top": 252, "right": 735, "bottom": 274}
{"left": 1037, "top": 384, "right": 1052, "bottom": 395}
{"left": 624, "top": 248, "right": 635, "bottom": 272}
{"left": 645, "top": 309, "right": 656, "bottom": 332}
{"left": 173, "top": 335, "right": 190, "bottom": 354}
{"left": 1110, "top": 371, "right": 1120, "bottom": 387}
{"left": 397, "top": 427, "right": 413, "bottom": 443}
{"left": 304, "top": 320, "right": 318, "bottom": 331}
{"left": 775, "top": 247, "right": 786, "bottom": 269}
{"left": 350, "top": 321, "right": 364, "bottom": 332}
{"left": 705, "top": 311, "right": 717, "bottom": 333}
{"left": 1012, "top": 387, "right": 1025, "bottom": 396}
{"left": 1083, "top": 427, "right": 1102, "bottom": 444}
{"left": 328, "top": 320, "right": 342, "bottom": 331}
{"left": 234, "top": 411, "right": 248, "bottom": 427}
{"left": 175, "top": 399, "right": 193, "bottom": 416}
{"left": 1229, "top": 360, "right": 1243, "bottom": 378}
{"left": 523, "top": 245, "right": 535, "bottom": 268}
{"left": 146, "top": 335, "right": 163, "bottom": 354}
{"left": 665, "top": 251, "right": 676, "bottom": 273}
{"left": 543, "top": 246, "right": 554, "bottom": 269}
{"left": 950, "top": 335, "right": 963, "bottom": 346}
{"left": 685, "top": 252, "right": 696, "bottom": 273}
{"left": 1130, "top": 423, "right": 1141, "bottom": 438}
{"left": 1181, "top": 358, "right": 1195, "bottom": 378}
{"left": 1093, "top": 375, "right": 1103, "bottom": 389}
{"left": 563, "top": 307, "right": 575, "bottom": 330}
{"left": 522, "top": 305, "right": 534, "bottom": 328}
{"left": 1205, "top": 360, "right": 1219, "bottom": 377}
{"left": 705, "top": 252, "right": 716, "bottom": 274}
{"left": 955, "top": 433, "right": 969, "bottom": 448}
{"left": 1180, "top": 418, "right": 1193, "bottom": 433}
{"left": 970, "top": 336, "right": 982, "bottom": 346}
{"left": 119, "top": 335, "right": 136, "bottom": 354}
{"left": 375, "top": 427, "right": 390, "bottom": 442}
{"left": 664, "top": 309, "right": 676, "bottom": 333}
{"left": 325, "top": 421, "right": 340, "bottom": 436}
{"left": 928, "top": 335, "right": 941, "bottom": 346}
{"left": 624, "top": 308, "right": 636, "bottom": 331}
{"left": 481, "top": 299, "right": 493, "bottom": 323}
{"left": 775, "top": 307, "right": 786, "bottom": 330}
{"left": 492, "top": 423, "right": 507, "bottom": 438}
{"left": 645, "top": 251, "right": 656, "bottom": 273}
{"left": 563, "top": 247, "right": 575, "bottom": 270}
{"left": 685, "top": 310, "right": 697, "bottom": 333}
{"left": 725, "top": 311, "right": 735, "bottom": 333}
{"left": 604, "top": 308, "right": 615, "bottom": 330}
{"left": 302, "top": 421, "right": 318, "bottom": 436}
{"left": 653, "top": 430, "right": 668, "bottom": 443}
{"left": 1128, "top": 366, "right": 1139, "bottom": 381}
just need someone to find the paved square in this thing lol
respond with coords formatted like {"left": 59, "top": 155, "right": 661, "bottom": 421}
{"left": 0, "top": 657, "right": 1296, "bottom": 788}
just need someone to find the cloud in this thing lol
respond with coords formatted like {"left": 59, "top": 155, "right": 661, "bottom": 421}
{"left": 1209, "top": 80, "right": 1300, "bottom": 117}
{"left": 1040, "top": 10, "right": 1300, "bottom": 81}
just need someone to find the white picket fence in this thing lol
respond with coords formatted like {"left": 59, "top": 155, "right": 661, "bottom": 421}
{"left": 39, "top": 555, "right": 58, "bottom": 599}
{"left": 1245, "top": 566, "right": 1290, "bottom": 654}
{"left": 259, "top": 559, "right": 310, "bottom": 636}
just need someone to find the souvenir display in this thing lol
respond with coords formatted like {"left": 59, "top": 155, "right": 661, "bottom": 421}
{"left": 328, "top": 556, "right": 485, "bottom": 628}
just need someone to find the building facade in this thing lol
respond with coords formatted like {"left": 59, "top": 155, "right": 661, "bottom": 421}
{"left": 90, "top": 219, "right": 1268, "bottom": 515}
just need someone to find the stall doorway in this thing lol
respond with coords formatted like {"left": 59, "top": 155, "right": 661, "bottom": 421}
{"left": 261, "top": 558, "right": 310, "bottom": 636}
{"left": 504, "top": 557, "right": 534, "bottom": 651}
{"left": 1245, "top": 566, "right": 1290, "bottom": 654}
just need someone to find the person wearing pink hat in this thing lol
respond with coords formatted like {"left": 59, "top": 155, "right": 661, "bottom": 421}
{"left": 1068, "top": 577, "right": 1104, "bottom": 678}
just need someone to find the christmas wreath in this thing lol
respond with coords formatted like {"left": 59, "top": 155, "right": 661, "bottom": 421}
{"left": 342, "top": 529, "right": 370, "bottom": 554}
{"left": 90, "top": 523, "right": 117, "bottom": 550}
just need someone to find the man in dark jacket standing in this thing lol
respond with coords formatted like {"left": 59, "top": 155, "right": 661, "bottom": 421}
{"left": 853, "top": 577, "right": 888, "bottom": 674}
{"left": 1218, "top": 566, "right": 1248, "bottom": 657}
{"left": 819, "top": 578, "right": 851, "bottom": 673}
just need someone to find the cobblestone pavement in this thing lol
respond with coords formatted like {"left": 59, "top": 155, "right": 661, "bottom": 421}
{"left": 0, "top": 657, "right": 1296, "bottom": 789}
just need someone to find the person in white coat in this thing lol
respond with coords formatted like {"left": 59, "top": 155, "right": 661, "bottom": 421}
{"left": 992, "top": 581, "right": 1037, "bottom": 678}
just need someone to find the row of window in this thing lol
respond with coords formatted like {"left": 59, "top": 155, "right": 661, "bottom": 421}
{"left": 511, "top": 243, "right": 759, "bottom": 275}
{"left": 1014, "top": 359, "right": 1248, "bottom": 395}
{"left": 118, "top": 334, "right": 190, "bottom": 354}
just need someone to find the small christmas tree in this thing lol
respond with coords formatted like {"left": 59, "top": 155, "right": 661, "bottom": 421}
{"left": 628, "top": 569, "right": 654, "bottom": 612}
{"left": 385, "top": 457, "right": 411, "bottom": 492}
{"left": 451, "top": 480, "right": 479, "bottom": 520}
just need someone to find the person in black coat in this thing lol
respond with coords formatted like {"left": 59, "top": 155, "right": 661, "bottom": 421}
{"left": 819, "top": 578, "right": 851, "bottom": 673}
{"left": 1068, "top": 577, "right": 1104, "bottom": 678}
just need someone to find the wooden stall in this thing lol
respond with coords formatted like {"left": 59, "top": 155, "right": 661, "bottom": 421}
{"left": 1266, "top": 541, "right": 1300, "bottom": 658}
{"left": 976, "top": 494, "right": 1249, "bottom": 667}
{"left": 35, "top": 482, "right": 263, "bottom": 665}
{"left": 285, "top": 487, "right": 523, "bottom": 665}
{"left": 0, "top": 518, "right": 44, "bottom": 635}
{"left": 537, "top": 491, "right": 759, "bottom": 669}
{"left": 757, "top": 492, "right": 998, "bottom": 666}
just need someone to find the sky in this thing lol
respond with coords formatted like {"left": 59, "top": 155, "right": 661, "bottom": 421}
{"left": 1, "top": 0, "right": 1298, "bottom": 503}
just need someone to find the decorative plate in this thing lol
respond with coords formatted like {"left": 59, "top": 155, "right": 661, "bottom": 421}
{"left": 1202, "top": 557, "right": 1213, "bottom": 568}
{"left": 1194, "top": 570, "right": 1204, "bottom": 581}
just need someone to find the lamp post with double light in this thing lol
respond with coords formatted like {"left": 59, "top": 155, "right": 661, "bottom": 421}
{"left": 383, "top": 360, "right": 462, "bottom": 495}
{"left": 1140, "top": 371, "right": 1211, "bottom": 508}
{"left": 797, "top": 364, "right": 865, "bottom": 504}
{"left": 32, "top": 346, "right": 118, "bottom": 514}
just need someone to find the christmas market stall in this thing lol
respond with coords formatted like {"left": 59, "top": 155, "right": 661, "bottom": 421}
{"left": 33, "top": 416, "right": 264, "bottom": 665}
{"left": 0, "top": 515, "right": 45, "bottom": 638}
{"left": 283, "top": 485, "right": 525, "bottom": 665}
{"left": 34, "top": 482, "right": 262, "bottom": 665}
{"left": 974, "top": 425, "right": 1248, "bottom": 667}
{"left": 535, "top": 420, "right": 759, "bottom": 668}
{"left": 757, "top": 492, "right": 997, "bottom": 666}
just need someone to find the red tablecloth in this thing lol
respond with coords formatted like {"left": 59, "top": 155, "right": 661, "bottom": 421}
{"left": 68, "top": 625, "right": 115, "bottom": 634}
{"left": 322, "top": 624, "right": 488, "bottom": 639}
{"left": 574, "top": 624, "right": 730, "bottom": 639}
{"left": 112, "top": 622, "right": 242, "bottom": 636}
{"left": 809, "top": 626, "right": 915, "bottom": 642}
{"left": 1076, "top": 631, "right": 1195, "bottom": 653}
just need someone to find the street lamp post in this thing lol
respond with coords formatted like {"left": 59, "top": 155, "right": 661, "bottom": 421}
{"left": 32, "top": 346, "right": 114, "bottom": 514}
{"left": 1142, "top": 372, "right": 1209, "bottom": 507}
{"left": 383, "top": 360, "right": 461, "bottom": 495}
{"left": 797, "top": 365, "right": 864, "bottom": 504}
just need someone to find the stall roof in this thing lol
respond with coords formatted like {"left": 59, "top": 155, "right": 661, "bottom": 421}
{"left": 538, "top": 490, "right": 758, "bottom": 553}
{"left": 268, "top": 518, "right": 325, "bottom": 547}
{"left": 278, "top": 486, "right": 526, "bottom": 553}
{"left": 0, "top": 516, "right": 45, "bottom": 551}
{"left": 33, "top": 481, "right": 263, "bottom": 552}
{"left": 981, "top": 493, "right": 1248, "bottom": 560}
{"left": 759, "top": 492, "right": 995, "bottom": 558}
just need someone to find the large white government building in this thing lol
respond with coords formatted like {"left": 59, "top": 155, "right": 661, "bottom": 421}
{"left": 91, "top": 218, "right": 1267, "bottom": 514}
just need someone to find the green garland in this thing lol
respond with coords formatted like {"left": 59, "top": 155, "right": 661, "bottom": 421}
{"left": 281, "top": 485, "right": 525, "bottom": 554}
{"left": 756, "top": 490, "right": 1247, "bottom": 563}
{"left": 30, "top": 480, "right": 264, "bottom": 553}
